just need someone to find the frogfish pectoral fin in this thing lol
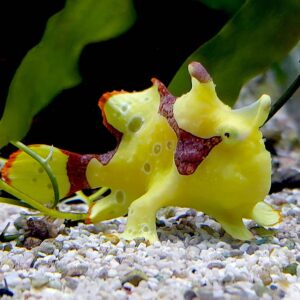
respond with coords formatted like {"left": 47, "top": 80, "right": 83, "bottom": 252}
{"left": 251, "top": 201, "right": 281, "bottom": 227}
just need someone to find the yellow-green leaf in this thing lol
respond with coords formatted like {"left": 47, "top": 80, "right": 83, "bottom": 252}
{"left": 169, "top": 0, "right": 300, "bottom": 106}
{"left": 0, "top": 0, "right": 135, "bottom": 148}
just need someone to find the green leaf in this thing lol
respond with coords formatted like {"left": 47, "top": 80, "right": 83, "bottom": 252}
{"left": 169, "top": 0, "right": 300, "bottom": 106}
{"left": 199, "top": 0, "right": 245, "bottom": 14}
{"left": 0, "top": 0, "right": 135, "bottom": 148}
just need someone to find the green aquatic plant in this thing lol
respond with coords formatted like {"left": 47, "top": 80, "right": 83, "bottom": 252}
{"left": 169, "top": 0, "right": 300, "bottom": 105}
{"left": 0, "top": 0, "right": 135, "bottom": 147}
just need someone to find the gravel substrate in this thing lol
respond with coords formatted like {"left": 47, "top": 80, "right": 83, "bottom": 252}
{"left": 0, "top": 184, "right": 300, "bottom": 299}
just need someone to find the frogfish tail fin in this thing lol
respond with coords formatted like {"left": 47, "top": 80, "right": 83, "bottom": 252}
{"left": 1, "top": 144, "right": 96, "bottom": 206}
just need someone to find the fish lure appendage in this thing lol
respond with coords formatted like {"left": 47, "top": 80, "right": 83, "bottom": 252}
{"left": 1, "top": 62, "right": 280, "bottom": 243}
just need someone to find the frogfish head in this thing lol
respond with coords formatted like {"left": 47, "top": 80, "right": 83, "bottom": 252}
{"left": 173, "top": 62, "right": 271, "bottom": 146}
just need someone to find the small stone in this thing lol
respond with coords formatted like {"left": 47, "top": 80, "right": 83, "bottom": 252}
{"left": 198, "top": 291, "right": 215, "bottom": 300}
{"left": 278, "top": 289, "right": 285, "bottom": 298}
{"left": 230, "top": 240, "right": 243, "bottom": 249}
{"left": 228, "top": 249, "right": 244, "bottom": 257}
{"left": 239, "top": 243, "right": 249, "bottom": 252}
{"left": 64, "top": 277, "right": 79, "bottom": 290}
{"left": 255, "top": 237, "right": 272, "bottom": 245}
{"left": 260, "top": 271, "right": 272, "bottom": 286}
{"left": 97, "top": 268, "right": 108, "bottom": 279}
{"left": 123, "top": 282, "right": 134, "bottom": 292}
{"left": 270, "top": 284, "right": 277, "bottom": 290}
{"left": 52, "top": 241, "right": 63, "bottom": 252}
{"left": 37, "top": 241, "right": 56, "bottom": 255}
{"left": 286, "top": 196, "right": 298, "bottom": 204}
{"left": 48, "top": 279, "right": 62, "bottom": 290}
{"left": 3, "top": 243, "right": 13, "bottom": 252}
{"left": 283, "top": 239, "right": 296, "bottom": 250}
{"left": 1, "top": 264, "right": 10, "bottom": 272}
{"left": 59, "top": 261, "right": 89, "bottom": 277}
{"left": 164, "top": 207, "right": 176, "bottom": 219}
{"left": 222, "top": 274, "right": 233, "bottom": 283}
{"left": 156, "top": 219, "right": 166, "bottom": 227}
{"left": 285, "top": 208, "right": 300, "bottom": 217}
{"left": 282, "top": 263, "right": 298, "bottom": 275}
{"left": 188, "top": 236, "right": 203, "bottom": 245}
{"left": 24, "top": 237, "right": 42, "bottom": 249}
{"left": 13, "top": 215, "right": 27, "bottom": 230}
{"left": 31, "top": 274, "right": 49, "bottom": 288}
{"left": 272, "top": 196, "right": 288, "bottom": 206}
{"left": 134, "top": 237, "right": 149, "bottom": 247}
{"left": 184, "top": 290, "right": 198, "bottom": 300}
{"left": 185, "top": 209, "right": 197, "bottom": 217}
{"left": 108, "top": 269, "right": 118, "bottom": 277}
{"left": 207, "top": 262, "right": 225, "bottom": 269}
{"left": 246, "top": 244, "right": 259, "bottom": 255}
{"left": 254, "top": 283, "right": 269, "bottom": 297}
{"left": 55, "top": 235, "right": 65, "bottom": 243}
{"left": 121, "top": 270, "right": 148, "bottom": 287}
{"left": 200, "top": 225, "right": 215, "bottom": 236}
{"left": 103, "top": 234, "right": 120, "bottom": 245}
{"left": 47, "top": 219, "right": 64, "bottom": 237}
{"left": 153, "top": 241, "right": 161, "bottom": 248}
{"left": 251, "top": 226, "right": 276, "bottom": 237}
{"left": 5, "top": 272, "right": 22, "bottom": 287}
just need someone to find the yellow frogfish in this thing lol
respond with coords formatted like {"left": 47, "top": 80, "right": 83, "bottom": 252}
{"left": 1, "top": 62, "right": 280, "bottom": 243}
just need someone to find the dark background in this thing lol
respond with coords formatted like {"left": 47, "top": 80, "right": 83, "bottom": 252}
{"left": 0, "top": 0, "right": 228, "bottom": 155}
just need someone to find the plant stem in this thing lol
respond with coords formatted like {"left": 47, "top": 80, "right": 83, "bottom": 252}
{"left": 10, "top": 141, "right": 60, "bottom": 206}
{"left": 88, "top": 187, "right": 109, "bottom": 203}
{"left": 265, "top": 74, "right": 300, "bottom": 123}
{"left": 63, "top": 187, "right": 109, "bottom": 205}
{"left": 0, "top": 222, "right": 21, "bottom": 242}
{"left": 0, "top": 179, "right": 87, "bottom": 221}
{"left": 0, "top": 197, "right": 33, "bottom": 209}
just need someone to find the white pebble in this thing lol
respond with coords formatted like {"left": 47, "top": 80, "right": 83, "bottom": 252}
{"left": 1, "top": 264, "right": 10, "bottom": 272}
{"left": 108, "top": 269, "right": 118, "bottom": 277}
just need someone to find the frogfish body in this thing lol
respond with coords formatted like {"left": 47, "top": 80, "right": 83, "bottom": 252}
{"left": 2, "top": 62, "right": 280, "bottom": 242}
